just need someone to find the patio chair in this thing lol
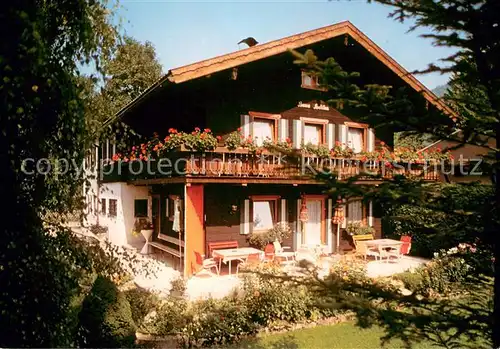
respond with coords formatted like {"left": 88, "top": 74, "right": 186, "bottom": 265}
{"left": 355, "top": 241, "right": 381, "bottom": 260}
{"left": 194, "top": 251, "right": 219, "bottom": 276}
{"left": 273, "top": 240, "right": 295, "bottom": 262}
{"left": 236, "top": 253, "right": 261, "bottom": 275}
{"left": 263, "top": 243, "right": 275, "bottom": 262}
{"left": 386, "top": 236, "right": 412, "bottom": 261}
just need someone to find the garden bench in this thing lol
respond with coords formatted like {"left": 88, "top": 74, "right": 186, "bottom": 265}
{"left": 207, "top": 240, "right": 239, "bottom": 257}
{"left": 149, "top": 241, "right": 184, "bottom": 258}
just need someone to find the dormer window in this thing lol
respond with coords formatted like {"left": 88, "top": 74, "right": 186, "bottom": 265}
{"left": 301, "top": 71, "right": 325, "bottom": 91}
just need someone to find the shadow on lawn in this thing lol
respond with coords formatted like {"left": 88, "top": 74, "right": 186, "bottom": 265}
{"left": 238, "top": 335, "right": 299, "bottom": 349}
{"left": 249, "top": 263, "right": 493, "bottom": 349}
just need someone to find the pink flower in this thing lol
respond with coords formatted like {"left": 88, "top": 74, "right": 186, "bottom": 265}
{"left": 216, "top": 136, "right": 222, "bottom": 141}
{"left": 204, "top": 128, "right": 211, "bottom": 133}
{"left": 194, "top": 127, "right": 200, "bottom": 132}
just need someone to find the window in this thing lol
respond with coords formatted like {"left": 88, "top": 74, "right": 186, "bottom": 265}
{"left": 301, "top": 71, "right": 325, "bottom": 91}
{"left": 303, "top": 123, "right": 323, "bottom": 145}
{"left": 134, "top": 199, "right": 148, "bottom": 218}
{"left": 100, "top": 198, "right": 106, "bottom": 215}
{"left": 347, "top": 128, "right": 364, "bottom": 153}
{"left": 347, "top": 200, "right": 363, "bottom": 223}
{"left": 109, "top": 199, "right": 117, "bottom": 217}
{"left": 251, "top": 197, "right": 278, "bottom": 231}
{"left": 249, "top": 112, "right": 279, "bottom": 146}
{"left": 167, "top": 195, "right": 183, "bottom": 232}
{"left": 253, "top": 118, "right": 275, "bottom": 146}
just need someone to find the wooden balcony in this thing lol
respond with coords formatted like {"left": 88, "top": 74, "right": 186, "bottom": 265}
{"left": 102, "top": 147, "right": 441, "bottom": 183}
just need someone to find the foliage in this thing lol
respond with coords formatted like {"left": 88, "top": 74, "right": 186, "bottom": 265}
{"left": 331, "top": 141, "right": 355, "bottom": 158}
{"left": 183, "top": 128, "right": 219, "bottom": 152}
{"left": 225, "top": 130, "right": 244, "bottom": 150}
{"left": 89, "top": 224, "right": 109, "bottom": 236}
{"left": 142, "top": 297, "right": 189, "bottom": 335}
{"left": 247, "top": 223, "right": 292, "bottom": 250}
{"left": 418, "top": 249, "right": 472, "bottom": 296}
{"left": 78, "top": 276, "right": 136, "bottom": 347}
{"left": 345, "top": 222, "right": 375, "bottom": 236}
{"left": 384, "top": 182, "right": 494, "bottom": 258}
{"left": 124, "top": 287, "right": 160, "bottom": 326}
{"left": 262, "top": 137, "right": 293, "bottom": 154}
{"left": 301, "top": 142, "right": 331, "bottom": 159}
{"left": 170, "top": 277, "right": 187, "bottom": 297}
{"left": 179, "top": 298, "right": 258, "bottom": 347}
{"left": 132, "top": 217, "right": 154, "bottom": 236}
{"left": 393, "top": 271, "right": 424, "bottom": 293}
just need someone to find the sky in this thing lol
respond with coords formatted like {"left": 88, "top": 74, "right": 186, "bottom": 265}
{"left": 119, "top": 0, "right": 455, "bottom": 89}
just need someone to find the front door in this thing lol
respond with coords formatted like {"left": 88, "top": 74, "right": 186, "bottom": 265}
{"left": 304, "top": 199, "right": 323, "bottom": 245}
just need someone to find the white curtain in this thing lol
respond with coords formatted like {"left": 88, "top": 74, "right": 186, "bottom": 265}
{"left": 347, "top": 201, "right": 363, "bottom": 223}
{"left": 304, "top": 124, "right": 320, "bottom": 145}
{"left": 253, "top": 201, "right": 274, "bottom": 230}
{"left": 253, "top": 120, "right": 273, "bottom": 146}
{"left": 305, "top": 201, "right": 322, "bottom": 245}
{"left": 172, "top": 199, "right": 181, "bottom": 232}
{"left": 347, "top": 128, "right": 363, "bottom": 153}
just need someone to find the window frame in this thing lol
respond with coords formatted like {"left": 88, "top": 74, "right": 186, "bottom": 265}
{"left": 249, "top": 111, "right": 280, "bottom": 144}
{"left": 345, "top": 198, "right": 367, "bottom": 225}
{"left": 134, "top": 199, "right": 148, "bottom": 218}
{"left": 301, "top": 117, "right": 328, "bottom": 146}
{"left": 301, "top": 70, "right": 326, "bottom": 91}
{"left": 249, "top": 195, "right": 280, "bottom": 233}
{"left": 345, "top": 121, "right": 369, "bottom": 153}
{"left": 109, "top": 199, "right": 118, "bottom": 217}
{"left": 100, "top": 198, "right": 107, "bottom": 215}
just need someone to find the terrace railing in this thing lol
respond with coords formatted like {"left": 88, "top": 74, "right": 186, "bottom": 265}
{"left": 102, "top": 147, "right": 441, "bottom": 182}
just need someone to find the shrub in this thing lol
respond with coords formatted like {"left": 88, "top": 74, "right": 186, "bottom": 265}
{"left": 393, "top": 271, "right": 423, "bottom": 292}
{"left": 78, "top": 276, "right": 136, "bottom": 347}
{"left": 170, "top": 277, "right": 187, "bottom": 297}
{"left": 243, "top": 275, "right": 313, "bottom": 326}
{"left": 247, "top": 223, "right": 292, "bottom": 250}
{"left": 345, "top": 222, "right": 375, "bottom": 236}
{"left": 142, "top": 297, "right": 189, "bottom": 336}
{"left": 124, "top": 288, "right": 159, "bottom": 325}
{"left": 179, "top": 298, "right": 257, "bottom": 347}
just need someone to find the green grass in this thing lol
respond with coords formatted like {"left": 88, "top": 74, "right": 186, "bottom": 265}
{"left": 232, "top": 322, "right": 442, "bottom": 349}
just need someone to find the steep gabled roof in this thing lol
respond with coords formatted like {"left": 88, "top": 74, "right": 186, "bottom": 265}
{"left": 114, "top": 20, "right": 454, "bottom": 120}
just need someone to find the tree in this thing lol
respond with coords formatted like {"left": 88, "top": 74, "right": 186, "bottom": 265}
{"left": 292, "top": 0, "right": 500, "bottom": 345}
{"left": 364, "top": 2, "right": 500, "bottom": 346}
{"left": 0, "top": 0, "right": 121, "bottom": 346}
{"left": 83, "top": 36, "right": 163, "bottom": 150}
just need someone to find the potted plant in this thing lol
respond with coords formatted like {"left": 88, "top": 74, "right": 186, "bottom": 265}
{"left": 345, "top": 222, "right": 375, "bottom": 236}
{"left": 133, "top": 217, "right": 154, "bottom": 239}
{"left": 248, "top": 223, "right": 292, "bottom": 250}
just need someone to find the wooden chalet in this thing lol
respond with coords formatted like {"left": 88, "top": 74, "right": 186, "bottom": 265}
{"left": 84, "top": 21, "right": 449, "bottom": 276}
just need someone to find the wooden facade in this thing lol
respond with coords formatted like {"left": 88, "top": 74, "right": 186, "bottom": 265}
{"left": 97, "top": 22, "right": 451, "bottom": 276}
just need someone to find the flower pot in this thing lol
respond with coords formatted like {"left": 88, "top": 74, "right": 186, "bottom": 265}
{"left": 140, "top": 229, "right": 154, "bottom": 254}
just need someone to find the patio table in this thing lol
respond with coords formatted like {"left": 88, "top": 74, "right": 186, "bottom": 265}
{"left": 212, "top": 247, "right": 263, "bottom": 275}
{"left": 360, "top": 239, "right": 404, "bottom": 261}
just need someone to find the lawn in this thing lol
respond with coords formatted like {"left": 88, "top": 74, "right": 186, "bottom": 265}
{"left": 232, "top": 322, "right": 444, "bottom": 349}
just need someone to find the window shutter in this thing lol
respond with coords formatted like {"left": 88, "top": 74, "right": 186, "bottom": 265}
{"left": 292, "top": 119, "right": 303, "bottom": 149}
{"left": 368, "top": 200, "right": 374, "bottom": 227}
{"left": 240, "top": 115, "right": 251, "bottom": 139}
{"left": 240, "top": 199, "right": 250, "bottom": 235}
{"left": 327, "top": 124, "right": 335, "bottom": 149}
{"left": 295, "top": 198, "right": 302, "bottom": 248}
{"left": 327, "top": 198, "right": 333, "bottom": 253}
{"left": 338, "top": 125, "right": 348, "bottom": 149}
{"left": 280, "top": 199, "right": 287, "bottom": 224}
{"left": 278, "top": 119, "right": 289, "bottom": 142}
{"left": 367, "top": 128, "right": 375, "bottom": 152}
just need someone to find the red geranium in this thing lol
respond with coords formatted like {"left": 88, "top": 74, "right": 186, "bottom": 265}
{"left": 204, "top": 128, "right": 211, "bottom": 133}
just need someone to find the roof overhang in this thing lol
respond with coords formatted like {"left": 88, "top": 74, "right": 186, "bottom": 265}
{"left": 111, "top": 20, "right": 455, "bottom": 123}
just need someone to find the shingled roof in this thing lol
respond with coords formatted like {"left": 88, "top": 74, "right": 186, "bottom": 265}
{"left": 115, "top": 21, "right": 454, "bottom": 119}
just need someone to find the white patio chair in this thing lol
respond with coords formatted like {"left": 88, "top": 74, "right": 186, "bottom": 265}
{"left": 356, "top": 241, "right": 381, "bottom": 260}
{"left": 273, "top": 240, "right": 295, "bottom": 262}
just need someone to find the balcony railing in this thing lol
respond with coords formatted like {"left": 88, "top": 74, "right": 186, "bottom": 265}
{"left": 102, "top": 147, "right": 441, "bottom": 182}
